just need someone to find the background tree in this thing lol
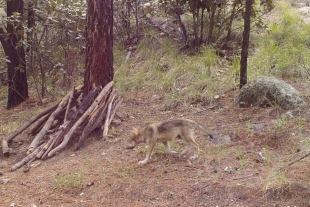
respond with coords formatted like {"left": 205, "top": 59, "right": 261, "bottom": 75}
{"left": 0, "top": 0, "right": 28, "bottom": 109}
{"left": 239, "top": 0, "right": 253, "bottom": 89}
{"left": 83, "top": 0, "right": 114, "bottom": 94}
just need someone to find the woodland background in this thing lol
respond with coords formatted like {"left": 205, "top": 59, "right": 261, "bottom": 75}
{"left": 1, "top": 0, "right": 310, "bottom": 206}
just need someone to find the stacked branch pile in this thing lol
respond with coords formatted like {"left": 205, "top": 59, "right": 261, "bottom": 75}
{"left": 2, "top": 81, "right": 122, "bottom": 171}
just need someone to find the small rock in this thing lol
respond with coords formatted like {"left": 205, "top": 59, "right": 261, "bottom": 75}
{"left": 10, "top": 203, "right": 15, "bottom": 207}
{"left": 111, "top": 119, "right": 122, "bottom": 126}
{"left": 224, "top": 166, "right": 233, "bottom": 173}
{"left": 87, "top": 181, "right": 94, "bottom": 186}
{"left": 251, "top": 123, "right": 266, "bottom": 131}
{"left": 208, "top": 131, "right": 231, "bottom": 144}
{"left": 1, "top": 177, "right": 10, "bottom": 184}
{"left": 282, "top": 111, "right": 293, "bottom": 119}
{"left": 23, "top": 167, "right": 30, "bottom": 173}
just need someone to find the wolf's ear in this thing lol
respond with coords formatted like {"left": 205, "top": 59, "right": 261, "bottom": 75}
{"left": 132, "top": 127, "right": 139, "bottom": 135}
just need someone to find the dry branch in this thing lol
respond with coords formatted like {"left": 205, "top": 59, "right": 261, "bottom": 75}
{"left": 27, "top": 85, "right": 82, "bottom": 153}
{"left": 288, "top": 151, "right": 310, "bottom": 166}
{"left": 47, "top": 81, "right": 114, "bottom": 157}
{"left": 29, "top": 113, "right": 52, "bottom": 136}
{"left": 27, "top": 91, "right": 73, "bottom": 153}
{"left": 108, "top": 96, "right": 123, "bottom": 126}
{"left": 102, "top": 91, "right": 117, "bottom": 139}
{"left": 2, "top": 102, "right": 59, "bottom": 156}
{"left": 50, "top": 85, "right": 103, "bottom": 150}
{"left": 64, "top": 87, "right": 75, "bottom": 122}
{"left": 9, "top": 81, "right": 122, "bottom": 171}
{"left": 41, "top": 133, "right": 59, "bottom": 160}
{"left": 75, "top": 90, "right": 111, "bottom": 150}
{"left": 11, "top": 143, "right": 45, "bottom": 171}
{"left": 34, "top": 126, "right": 64, "bottom": 159}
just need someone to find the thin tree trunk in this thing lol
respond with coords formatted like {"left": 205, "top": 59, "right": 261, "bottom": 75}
{"left": 240, "top": 0, "right": 252, "bottom": 89}
{"left": 225, "top": 3, "right": 236, "bottom": 45}
{"left": 207, "top": 5, "right": 216, "bottom": 44}
{"left": 0, "top": 0, "right": 29, "bottom": 109}
{"left": 200, "top": 8, "right": 204, "bottom": 44}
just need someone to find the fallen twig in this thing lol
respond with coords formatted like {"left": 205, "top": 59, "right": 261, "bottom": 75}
{"left": 288, "top": 151, "right": 310, "bottom": 166}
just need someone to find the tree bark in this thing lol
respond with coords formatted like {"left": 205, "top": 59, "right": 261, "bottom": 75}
{"left": 240, "top": 0, "right": 252, "bottom": 89}
{"left": 0, "top": 0, "right": 29, "bottom": 109}
{"left": 207, "top": 5, "right": 216, "bottom": 44}
{"left": 83, "top": 0, "right": 114, "bottom": 94}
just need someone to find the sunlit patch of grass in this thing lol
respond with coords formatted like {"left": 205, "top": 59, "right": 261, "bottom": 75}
{"left": 263, "top": 169, "right": 290, "bottom": 196}
{"left": 0, "top": 102, "right": 55, "bottom": 136}
{"left": 114, "top": 35, "right": 234, "bottom": 108}
{"left": 250, "top": 1, "right": 310, "bottom": 79}
{"left": 53, "top": 171, "right": 85, "bottom": 189}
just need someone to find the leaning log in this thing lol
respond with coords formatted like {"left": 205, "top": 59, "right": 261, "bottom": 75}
{"left": 75, "top": 90, "right": 110, "bottom": 150}
{"left": 50, "top": 85, "right": 102, "bottom": 150}
{"left": 2, "top": 102, "right": 59, "bottom": 156}
{"left": 47, "top": 81, "right": 114, "bottom": 157}
{"left": 102, "top": 91, "right": 117, "bottom": 139}
{"left": 11, "top": 143, "right": 45, "bottom": 171}
{"left": 108, "top": 96, "right": 123, "bottom": 126}
{"left": 29, "top": 112, "right": 52, "bottom": 136}
{"left": 27, "top": 89, "right": 77, "bottom": 153}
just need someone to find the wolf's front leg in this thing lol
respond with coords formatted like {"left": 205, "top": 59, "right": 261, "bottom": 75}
{"left": 138, "top": 142, "right": 156, "bottom": 165}
{"left": 163, "top": 142, "right": 178, "bottom": 154}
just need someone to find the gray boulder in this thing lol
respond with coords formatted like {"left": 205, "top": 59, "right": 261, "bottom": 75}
{"left": 234, "top": 76, "right": 306, "bottom": 109}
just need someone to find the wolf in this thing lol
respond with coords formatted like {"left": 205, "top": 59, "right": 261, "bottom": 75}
{"left": 127, "top": 118, "right": 210, "bottom": 165}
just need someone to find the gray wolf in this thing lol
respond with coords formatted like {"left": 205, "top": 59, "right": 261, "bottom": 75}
{"left": 127, "top": 118, "right": 210, "bottom": 165}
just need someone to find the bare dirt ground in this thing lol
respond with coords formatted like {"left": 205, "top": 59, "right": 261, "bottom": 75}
{"left": 2, "top": 82, "right": 310, "bottom": 207}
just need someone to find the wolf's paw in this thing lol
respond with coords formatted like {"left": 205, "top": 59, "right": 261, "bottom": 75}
{"left": 167, "top": 150, "right": 178, "bottom": 154}
{"left": 138, "top": 160, "right": 147, "bottom": 165}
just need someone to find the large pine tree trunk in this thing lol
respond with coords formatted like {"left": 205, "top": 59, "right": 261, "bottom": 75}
{"left": 0, "top": 0, "right": 29, "bottom": 109}
{"left": 84, "top": 0, "right": 114, "bottom": 94}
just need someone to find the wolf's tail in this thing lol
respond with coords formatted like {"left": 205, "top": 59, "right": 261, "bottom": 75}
{"left": 182, "top": 119, "right": 211, "bottom": 135}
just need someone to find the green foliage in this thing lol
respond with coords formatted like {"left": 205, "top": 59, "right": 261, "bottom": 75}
{"left": 114, "top": 36, "right": 231, "bottom": 106}
{"left": 0, "top": 0, "right": 86, "bottom": 97}
{"left": 263, "top": 169, "right": 289, "bottom": 193}
{"left": 143, "top": 0, "right": 274, "bottom": 46}
{"left": 250, "top": 2, "right": 310, "bottom": 78}
{"left": 53, "top": 171, "right": 84, "bottom": 189}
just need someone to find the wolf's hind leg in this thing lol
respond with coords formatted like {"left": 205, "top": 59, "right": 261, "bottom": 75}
{"left": 188, "top": 138, "right": 199, "bottom": 160}
{"left": 179, "top": 145, "right": 191, "bottom": 158}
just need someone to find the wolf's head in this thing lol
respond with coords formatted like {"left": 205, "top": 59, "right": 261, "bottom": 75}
{"left": 126, "top": 127, "right": 144, "bottom": 149}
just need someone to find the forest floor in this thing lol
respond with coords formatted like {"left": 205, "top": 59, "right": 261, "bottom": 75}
{"left": 2, "top": 80, "right": 310, "bottom": 207}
